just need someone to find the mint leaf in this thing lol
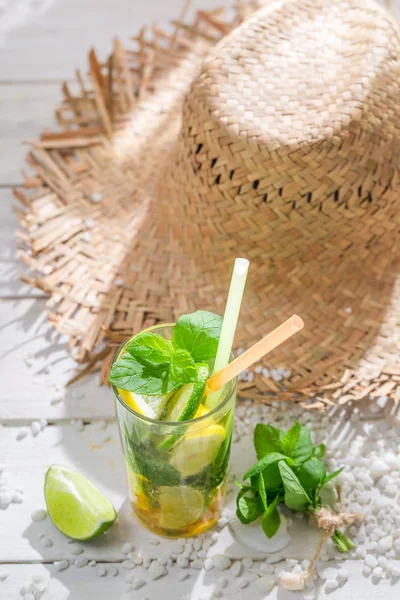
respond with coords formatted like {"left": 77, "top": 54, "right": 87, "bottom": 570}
{"left": 172, "top": 310, "right": 223, "bottom": 361}
{"left": 244, "top": 452, "right": 291, "bottom": 480}
{"left": 281, "top": 421, "right": 301, "bottom": 457}
{"left": 321, "top": 467, "right": 344, "bottom": 488}
{"left": 278, "top": 461, "right": 311, "bottom": 511}
{"left": 237, "top": 493, "right": 263, "bottom": 524}
{"left": 262, "top": 462, "right": 284, "bottom": 492}
{"left": 125, "top": 332, "right": 173, "bottom": 366}
{"left": 254, "top": 424, "right": 282, "bottom": 459}
{"left": 295, "top": 457, "right": 326, "bottom": 493}
{"left": 291, "top": 426, "right": 313, "bottom": 464}
{"left": 258, "top": 473, "right": 267, "bottom": 510}
{"left": 313, "top": 444, "right": 325, "bottom": 459}
{"left": 170, "top": 349, "right": 198, "bottom": 386}
{"left": 109, "top": 355, "right": 179, "bottom": 395}
{"left": 262, "top": 496, "right": 281, "bottom": 538}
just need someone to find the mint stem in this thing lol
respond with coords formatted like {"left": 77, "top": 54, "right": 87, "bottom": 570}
{"left": 332, "top": 529, "right": 354, "bottom": 552}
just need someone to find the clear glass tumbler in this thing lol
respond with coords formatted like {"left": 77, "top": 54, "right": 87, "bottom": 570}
{"left": 113, "top": 324, "right": 237, "bottom": 538}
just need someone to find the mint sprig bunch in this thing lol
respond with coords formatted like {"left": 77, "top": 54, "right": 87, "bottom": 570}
{"left": 108, "top": 311, "right": 222, "bottom": 395}
{"left": 236, "top": 422, "right": 353, "bottom": 552}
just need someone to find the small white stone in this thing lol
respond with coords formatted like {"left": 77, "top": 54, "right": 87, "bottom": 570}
{"left": 38, "top": 418, "right": 48, "bottom": 430}
{"left": 16, "top": 428, "right": 29, "bottom": 441}
{"left": 230, "top": 562, "right": 242, "bottom": 577}
{"left": 242, "top": 557, "right": 253, "bottom": 569}
{"left": 211, "top": 532, "right": 219, "bottom": 542}
{"left": 260, "top": 563, "right": 275, "bottom": 575}
{"left": 325, "top": 579, "right": 339, "bottom": 592}
{"left": 177, "top": 557, "right": 189, "bottom": 568}
{"left": 267, "top": 553, "right": 283, "bottom": 564}
{"left": 143, "top": 556, "right": 151, "bottom": 569}
{"left": 370, "top": 460, "right": 389, "bottom": 479}
{"left": 217, "top": 517, "right": 229, "bottom": 527}
{"left": 217, "top": 577, "right": 228, "bottom": 589}
{"left": 11, "top": 491, "right": 23, "bottom": 504}
{"left": 122, "top": 560, "right": 135, "bottom": 570}
{"left": 132, "top": 578, "right": 146, "bottom": 590}
{"left": 193, "top": 539, "right": 202, "bottom": 550}
{"left": 69, "top": 544, "right": 84, "bottom": 555}
{"left": 131, "top": 553, "right": 143, "bottom": 565}
{"left": 122, "top": 542, "right": 134, "bottom": 555}
{"left": 190, "top": 551, "right": 198, "bottom": 561}
{"left": 31, "top": 421, "right": 41, "bottom": 436}
{"left": 89, "top": 560, "right": 96, "bottom": 567}
{"left": 204, "top": 558, "right": 213, "bottom": 571}
{"left": 108, "top": 566, "right": 118, "bottom": 577}
{"left": 0, "top": 572, "right": 9, "bottom": 581}
{"left": 149, "top": 560, "right": 166, "bottom": 580}
{"left": 191, "top": 560, "right": 203, "bottom": 570}
{"left": 148, "top": 538, "right": 160, "bottom": 546}
{"left": 362, "top": 566, "right": 372, "bottom": 577}
{"left": 337, "top": 569, "right": 349, "bottom": 583}
{"left": 74, "top": 557, "right": 88, "bottom": 568}
{"left": 96, "top": 565, "right": 106, "bottom": 577}
{"left": 197, "top": 550, "right": 207, "bottom": 558}
{"left": 212, "top": 555, "right": 231, "bottom": 571}
{"left": 279, "top": 571, "right": 305, "bottom": 591}
{"left": 255, "top": 575, "right": 275, "bottom": 593}
{"left": 0, "top": 493, "right": 12, "bottom": 509}
{"left": 177, "top": 571, "right": 189, "bottom": 581}
{"left": 372, "top": 567, "right": 383, "bottom": 578}
{"left": 157, "top": 555, "right": 168, "bottom": 566}
{"left": 24, "top": 594, "right": 35, "bottom": 600}
{"left": 391, "top": 565, "right": 400, "bottom": 577}
{"left": 42, "top": 537, "right": 53, "bottom": 548}
{"left": 31, "top": 509, "right": 47, "bottom": 522}
{"left": 285, "top": 559, "right": 298, "bottom": 568}
{"left": 237, "top": 576, "right": 250, "bottom": 589}
{"left": 378, "top": 535, "right": 393, "bottom": 553}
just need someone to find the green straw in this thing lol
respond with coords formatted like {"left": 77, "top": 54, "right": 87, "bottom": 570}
{"left": 206, "top": 257, "right": 249, "bottom": 409}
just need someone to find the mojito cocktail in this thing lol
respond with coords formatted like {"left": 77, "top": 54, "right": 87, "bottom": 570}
{"left": 110, "top": 313, "right": 237, "bottom": 537}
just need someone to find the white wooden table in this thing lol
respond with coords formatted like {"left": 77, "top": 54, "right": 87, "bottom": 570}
{"left": 1, "top": 1, "right": 399, "bottom": 598}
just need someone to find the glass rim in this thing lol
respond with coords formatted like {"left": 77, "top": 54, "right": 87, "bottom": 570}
{"left": 111, "top": 322, "right": 238, "bottom": 426}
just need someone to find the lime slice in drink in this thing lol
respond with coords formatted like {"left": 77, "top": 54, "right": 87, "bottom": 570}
{"left": 164, "top": 364, "right": 209, "bottom": 422}
{"left": 118, "top": 388, "right": 173, "bottom": 419}
{"left": 44, "top": 465, "right": 117, "bottom": 540}
{"left": 158, "top": 485, "right": 205, "bottom": 529}
{"left": 170, "top": 424, "right": 226, "bottom": 477}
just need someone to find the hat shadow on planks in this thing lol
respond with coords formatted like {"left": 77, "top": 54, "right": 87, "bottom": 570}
{"left": 15, "top": 0, "right": 400, "bottom": 405}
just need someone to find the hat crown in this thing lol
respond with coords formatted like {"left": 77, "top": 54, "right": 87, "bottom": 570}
{"left": 180, "top": 0, "right": 400, "bottom": 213}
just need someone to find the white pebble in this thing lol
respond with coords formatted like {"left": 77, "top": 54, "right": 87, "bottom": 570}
{"left": 39, "top": 418, "right": 48, "bottom": 430}
{"left": 143, "top": 556, "right": 151, "bottom": 569}
{"left": 108, "top": 566, "right": 118, "bottom": 576}
{"left": 132, "top": 578, "right": 146, "bottom": 590}
{"left": 24, "top": 594, "right": 35, "bottom": 600}
{"left": 212, "top": 555, "right": 232, "bottom": 571}
{"left": 362, "top": 566, "right": 372, "bottom": 577}
{"left": 365, "top": 554, "right": 378, "bottom": 569}
{"left": 267, "top": 553, "right": 283, "bottom": 564}
{"left": 237, "top": 576, "right": 250, "bottom": 589}
{"left": 74, "top": 557, "right": 88, "bottom": 568}
{"left": 11, "top": 491, "right": 23, "bottom": 504}
{"left": 197, "top": 550, "right": 207, "bottom": 558}
{"left": 122, "top": 543, "right": 134, "bottom": 555}
{"left": 0, "top": 493, "right": 12, "bottom": 509}
{"left": 157, "top": 555, "right": 168, "bottom": 566}
{"left": 391, "top": 565, "right": 400, "bottom": 577}
{"left": 204, "top": 558, "right": 213, "bottom": 571}
{"left": 242, "top": 557, "right": 253, "bottom": 569}
{"left": 378, "top": 535, "right": 393, "bottom": 553}
{"left": 372, "top": 567, "right": 383, "bottom": 578}
{"left": 370, "top": 460, "right": 389, "bottom": 479}
{"left": 42, "top": 537, "right": 53, "bottom": 548}
{"left": 131, "top": 553, "right": 143, "bottom": 565}
{"left": 217, "top": 517, "right": 229, "bottom": 527}
{"left": 193, "top": 539, "right": 202, "bottom": 551}
{"left": 191, "top": 560, "right": 203, "bottom": 570}
{"left": 0, "top": 572, "right": 9, "bottom": 581}
{"left": 255, "top": 575, "right": 275, "bottom": 593}
{"left": 230, "top": 562, "right": 242, "bottom": 577}
{"left": 279, "top": 571, "right": 305, "bottom": 591}
{"left": 260, "top": 563, "right": 275, "bottom": 575}
{"left": 122, "top": 560, "right": 135, "bottom": 570}
{"left": 69, "top": 544, "right": 83, "bottom": 555}
{"left": 177, "top": 557, "right": 189, "bottom": 568}
{"left": 31, "top": 421, "right": 41, "bottom": 436}
{"left": 211, "top": 532, "right": 219, "bottom": 542}
{"left": 89, "top": 560, "right": 96, "bottom": 567}
{"left": 31, "top": 509, "right": 47, "bottom": 522}
{"left": 16, "top": 428, "right": 28, "bottom": 441}
{"left": 217, "top": 577, "right": 228, "bottom": 589}
{"left": 178, "top": 571, "right": 189, "bottom": 581}
{"left": 190, "top": 551, "right": 198, "bottom": 561}
{"left": 148, "top": 538, "right": 160, "bottom": 546}
{"left": 149, "top": 560, "right": 166, "bottom": 580}
{"left": 337, "top": 569, "right": 349, "bottom": 583}
{"left": 96, "top": 565, "right": 106, "bottom": 577}
{"left": 325, "top": 579, "right": 339, "bottom": 592}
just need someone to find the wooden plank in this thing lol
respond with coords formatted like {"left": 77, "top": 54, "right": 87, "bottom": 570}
{"left": 1, "top": 560, "right": 400, "bottom": 600}
{"left": 0, "top": 298, "right": 115, "bottom": 421}
{"left": 0, "top": 0, "right": 222, "bottom": 81}
{"left": 0, "top": 84, "right": 61, "bottom": 184}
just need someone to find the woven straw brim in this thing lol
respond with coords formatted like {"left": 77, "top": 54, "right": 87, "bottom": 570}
{"left": 15, "top": 0, "right": 400, "bottom": 410}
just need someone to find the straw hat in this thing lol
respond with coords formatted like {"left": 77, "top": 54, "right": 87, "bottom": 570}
{"left": 17, "top": 0, "right": 400, "bottom": 407}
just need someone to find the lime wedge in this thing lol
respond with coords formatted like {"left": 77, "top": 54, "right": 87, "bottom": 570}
{"left": 118, "top": 388, "right": 173, "bottom": 419}
{"left": 170, "top": 424, "right": 226, "bottom": 477}
{"left": 158, "top": 486, "right": 205, "bottom": 529}
{"left": 44, "top": 465, "right": 116, "bottom": 540}
{"left": 164, "top": 364, "right": 209, "bottom": 422}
